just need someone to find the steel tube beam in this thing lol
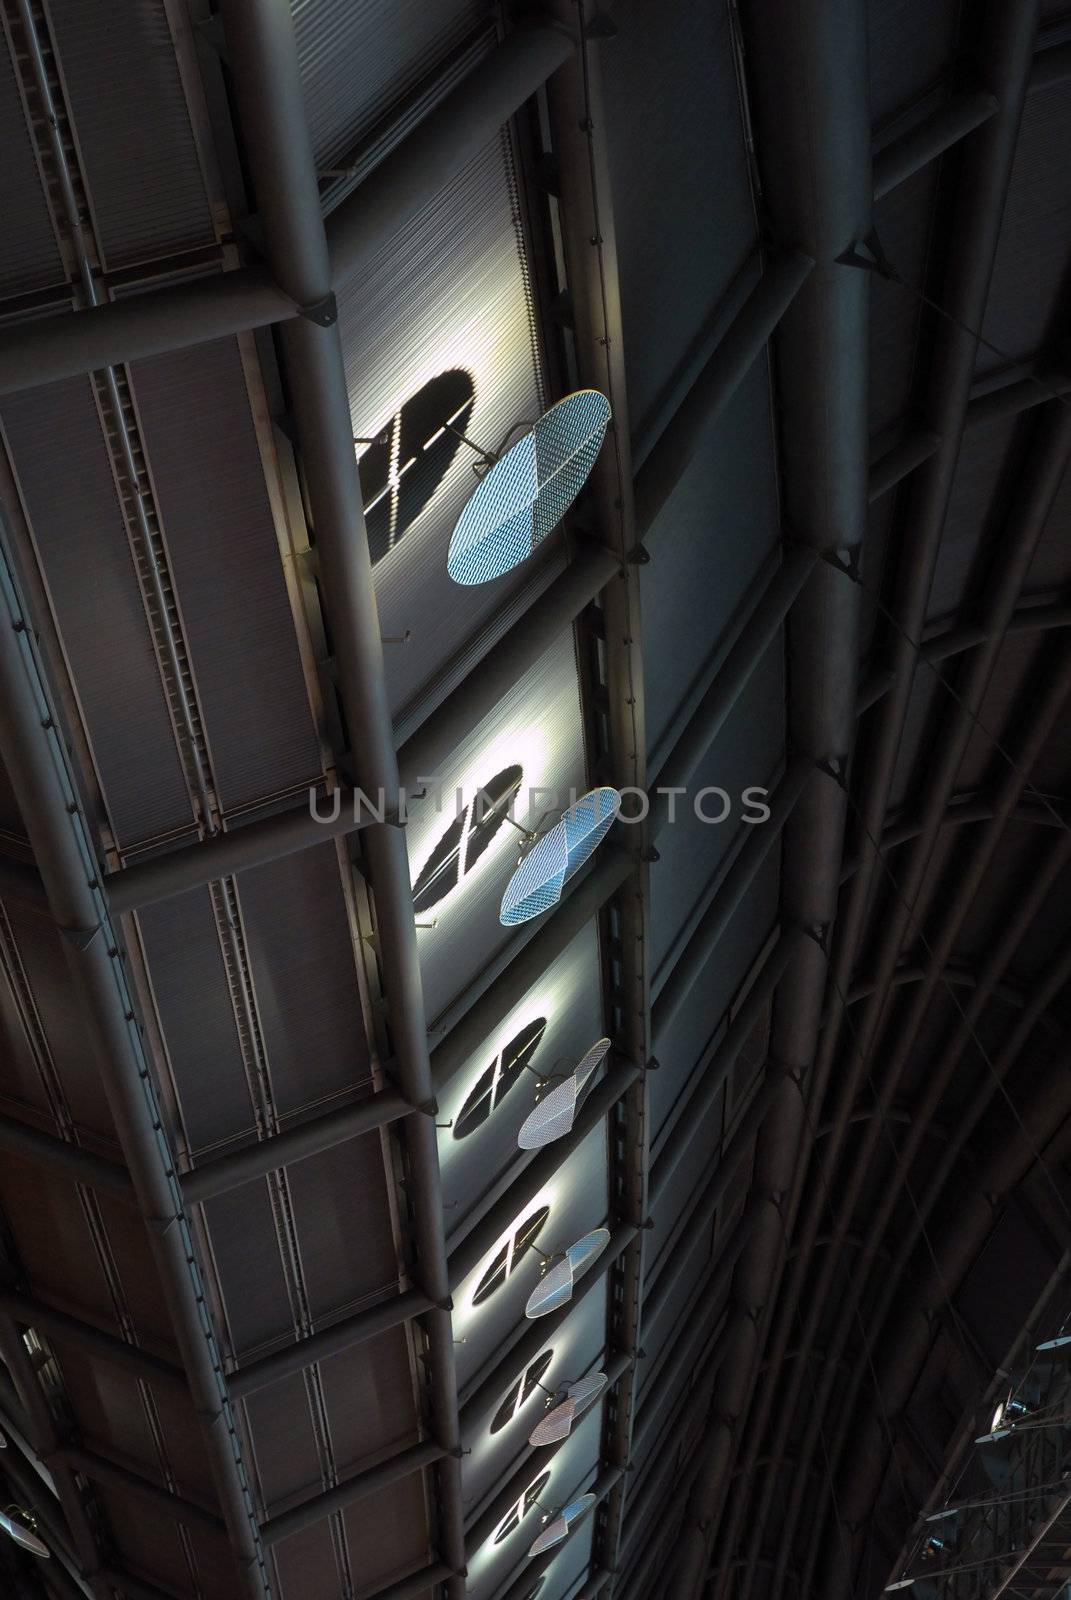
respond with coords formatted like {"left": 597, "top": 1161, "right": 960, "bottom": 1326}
{"left": 651, "top": 758, "right": 814, "bottom": 1041}
{"left": 0, "top": 1115, "right": 133, "bottom": 1199}
{"left": 105, "top": 790, "right": 374, "bottom": 913}
{"left": 180, "top": 1087, "right": 414, "bottom": 1203}
{"left": 0, "top": 1290, "right": 187, "bottom": 1389}
{"left": 0, "top": 268, "right": 295, "bottom": 399}
{"left": 260, "top": 1438, "right": 447, "bottom": 1548}
{"left": 649, "top": 552, "right": 817, "bottom": 836}
{"left": 360, "top": 1564, "right": 456, "bottom": 1600}
{"left": 632, "top": 251, "right": 814, "bottom": 537}
{"left": 965, "top": 362, "right": 1071, "bottom": 427}
{"left": 868, "top": 429, "right": 942, "bottom": 501}
{"left": 0, "top": 543, "right": 268, "bottom": 1590}
{"left": 0, "top": 30, "right": 573, "bottom": 397}
{"left": 786, "top": 403, "right": 1071, "bottom": 1600}
{"left": 228, "top": 1286, "right": 434, "bottom": 1402}
{"left": 326, "top": 28, "right": 573, "bottom": 286}
{"left": 460, "top": 1226, "right": 637, "bottom": 1425}
{"left": 694, "top": 2, "right": 872, "bottom": 1598}
{"left": 872, "top": 86, "right": 999, "bottom": 198}
{"left": 217, "top": 6, "right": 466, "bottom": 1591}
{"left": 448, "top": 1064, "right": 642, "bottom": 1291}
{"left": 54, "top": 1444, "right": 224, "bottom": 1533}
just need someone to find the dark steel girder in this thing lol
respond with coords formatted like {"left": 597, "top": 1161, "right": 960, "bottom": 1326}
{"left": 216, "top": 3, "right": 466, "bottom": 1586}
{"left": 0, "top": 523, "right": 269, "bottom": 1590}
{"left": 801, "top": 840, "right": 1071, "bottom": 1600}
{"left": 725, "top": 8, "right": 1040, "bottom": 1598}
{"left": 0, "top": 28, "right": 573, "bottom": 397}
{"left": 776, "top": 395, "right": 1071, "bottom": 1600}
{"left": 685, "top": 4, "right": 872, "bottom": 1599}
{"left": 872, "top": 85, "right": 999, "bottom": 200}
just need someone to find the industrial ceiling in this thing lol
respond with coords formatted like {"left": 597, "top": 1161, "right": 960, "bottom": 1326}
{"left": 0, "top": 3, "right": 1069, "bottom": 1600}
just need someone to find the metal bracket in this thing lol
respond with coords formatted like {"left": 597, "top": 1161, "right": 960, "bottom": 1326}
{"left": 300, "top": 291, "right": 337, "bottom": 328}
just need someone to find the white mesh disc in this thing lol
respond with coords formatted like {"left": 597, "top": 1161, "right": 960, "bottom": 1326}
{"left": 517, "top": 1074, "right": 579, "bottom": 1150}
{"left": 529, "top": 1394, "right": 579, "bottom": 1447}
{"left": 565, "top": 1227, "right": 610, "bottom": 1278}
{"left": 0, "top": 1510, "right": 48, "bottom": 1558}
{"left": 528, "top": 1513, "right": 569, "bottom": 1556}
{"left": 525, "top": 1257, "right": 574, "bottom": 1319}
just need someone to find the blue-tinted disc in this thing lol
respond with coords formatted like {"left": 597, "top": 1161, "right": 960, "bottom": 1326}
{"left": 447, "top": 392, "right": 611, "bottom": 586}
{"left": 565, "top": 1227, "right": 610, "bottom": 1279}
{"left": 500, "top": 789, "right": 621, "bottom": 928}
{"left": 528, "top": 1513, "right": 568, "bottom": 1557}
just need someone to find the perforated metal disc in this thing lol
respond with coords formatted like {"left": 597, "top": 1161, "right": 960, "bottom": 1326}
{"left": 0, "top": 1510, "right": 48, "bottom": 1558}
{"left": 528, "top": 1513, "right": 569, "bottom": 1557}
{"left": 529, "top": 1394, "right": 579, "bottom": 1447}
{"left": 575, "top": 1037, "right": 611, "bottom": 1092}
{"left": 1037, "top": 1333, "right": 1071, "bottom": 1350}
{"left": 567, "top": 1371, "right": 608, "bottom": 1418}
{"left": 500, "top": 788, "right": 620, "bottom": 927}
{"left": 566, "top": 1227, "right": 610, "bottom": 1278}
{"left": 525, "top": 1256, "right": 574, "bottom": 1320}
{"left": 517, "top": 1074, "right": 579, "bottom": 1150}
{"left": 447, "top": 391, "right": 611, "bottom": 586}
{"left": 562, "top": 1493, "right": 597, "bottom": 1529}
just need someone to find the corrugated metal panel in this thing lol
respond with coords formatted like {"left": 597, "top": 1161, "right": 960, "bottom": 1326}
{"left": 0, "top": 41, "right": 64, "bottom": 298}
{"left": 336, "top": 135, "right": 547, "bottom": 720}
{"left": 202, "top": 1181, "right": 296, "bottom": 1355}
{"left": 649, "top": 659, "right": 782, "bottom": 972}
{"left": 283, "top": 1140, "right": 398, "bottom": 1315}
{"left": 1, "top": 377, "right": 194, "bottom": 845}
{"left": 271, "top": 1523, "right": 344, "bottom": 1600}
{"left": 129, "top": 338, "right": 323, "bottom": 812}
{"left": 234, "top": 846, "right": 371, "bottom": 1117}
{"left": 0, "top": 903, "right": 115, "bottom": 1135}
{"left": 47, "top": 0, "right": 214, "bottom": 268}
{"left": 649, "top": 851, "right": 780, "bottom": 1145}
{"left": 293, "top": 0, "right": 487, "bottom": 168}
{"left": 339, "top": 1474, "right": 433, "bottom": 1597}
{"left": 601, "top": 0, "right": 755, "bottom": 426}
{"left": 980, "top": 77, "right": 1071, "bottom": 374}
{"left": 439, "top": 927, "right": 603, "bottom": 1221}
{"left": 868, "top": 0, "right": 958, "bottom": 127}
{"left": 405, "top": 631, "right": 585, "bottom": 1025}
{"left": 641, "top": 363, "right": 780, "bottom": 764}
{"left": 136, "top": 889, "right": 252, "bottom": 1153}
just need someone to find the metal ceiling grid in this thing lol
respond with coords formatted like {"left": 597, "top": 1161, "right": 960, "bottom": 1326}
{"left": 335, "top": 132, "right": 549, "bottom": 724}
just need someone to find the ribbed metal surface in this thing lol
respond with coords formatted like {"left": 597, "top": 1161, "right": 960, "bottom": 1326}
{"left": 45, "top": 0, "right": 214, "bottom": 268}
{"left": 0, "top": 39, "right": 64, "bottom": 299}
{"left": 292, "top": 0, "right": 487, "bottom": 169}
{"left": 1, "top": 377, "right": 194, "bottom": 845}
{"left": 129, "top": 338, "right": 323, "bottom": 813}
{"left": 405, "top": 631, "right": 585, "bottom": 1026}
{"left": 868, "top": 0, "right": 959, "bottom": 127}
{"left": 600, "top": 0, "right": 755, "bottom": 426}
{"left": 981, "top": 77, "right": 1071, "bottom": 372}
{"left": 640, "top": 364, "right": 780, "bottom": 764}
{"left": 336, "top": 134, "right": 546, "bottom": 721}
